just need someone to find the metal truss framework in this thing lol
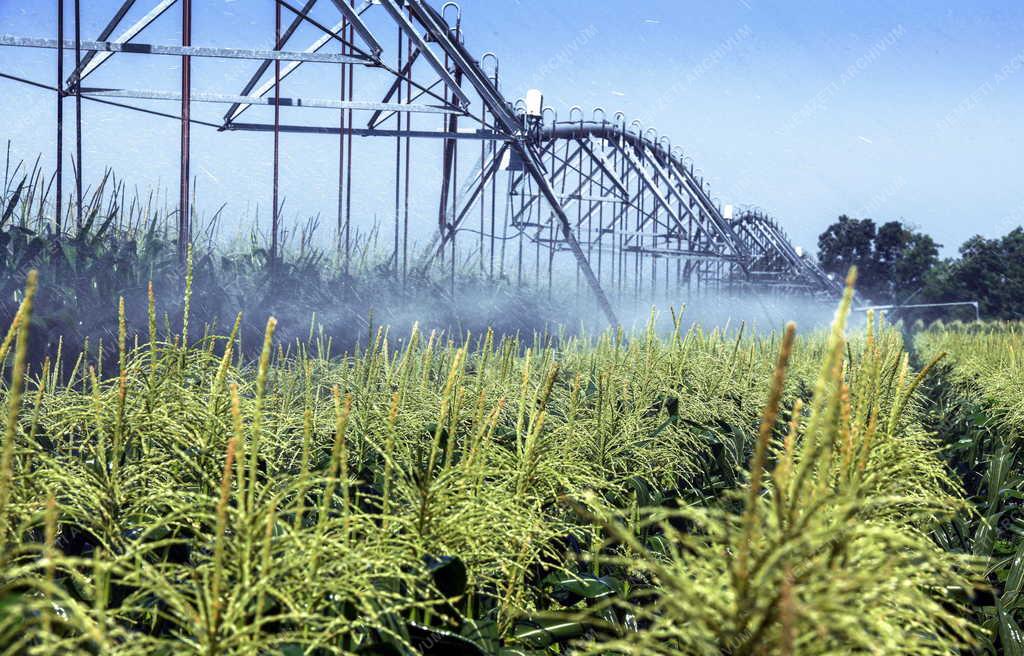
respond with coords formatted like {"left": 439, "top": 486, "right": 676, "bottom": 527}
{"left": 0, "top": 0, "right": 840, "bottom": 328}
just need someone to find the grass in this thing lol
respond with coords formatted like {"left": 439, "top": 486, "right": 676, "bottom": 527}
{"left": 0, "top": 267, "right": 1012, "bottom": 654}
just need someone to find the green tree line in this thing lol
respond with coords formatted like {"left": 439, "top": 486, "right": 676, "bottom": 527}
{"left": 817, "top": 215, "right": 1024, "bottom": 320}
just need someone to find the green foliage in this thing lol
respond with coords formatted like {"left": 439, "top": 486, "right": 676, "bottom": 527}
{"left": 817, "top": 215, "right": 940, "bottom": 304}
{"left": 922, "top": 230, "right": 1024, "bottom": 321}
{"left": 917, "top": 323, "right": 1024, "bottom": 653}
{"left": 0, "top": 156, "right": 576, "bottom": 373}
{"left": 573, "top": 285, "right": 979, "bottom": 655}
{"left": 0, "top": 269, "right": 1000, "bottom": 654}
{"left": 817, "top": 211, "right": 1024, "bottom": 321}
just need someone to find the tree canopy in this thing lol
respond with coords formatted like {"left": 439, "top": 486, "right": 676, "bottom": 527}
{"left": 817, "top": 215, "right": 1024, "bottom": 320}
{"left": 817, "top": 216, "right": 940, "bottom": 304}
{"left": 922, "top": 228, "right": 1024, "bottom": 320}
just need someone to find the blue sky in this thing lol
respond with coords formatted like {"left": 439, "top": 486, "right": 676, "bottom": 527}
{"left": 1, "top": 0, "right": 1022, "bottom": 256}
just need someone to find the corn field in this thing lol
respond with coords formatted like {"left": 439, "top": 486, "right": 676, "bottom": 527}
{"left": 0, "top": 264, "right": 1022, "bottom": 654}
{"left": 1, "top": 155, "right": 577, "bottom": 374}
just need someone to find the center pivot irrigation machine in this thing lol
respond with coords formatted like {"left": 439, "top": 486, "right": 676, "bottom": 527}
{"left": 0, "top": 0, "right": 841, "bottom": 327}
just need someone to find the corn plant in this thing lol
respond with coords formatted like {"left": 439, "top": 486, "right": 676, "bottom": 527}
{"left": 0, "top": 267, "right": 999, "bottom": 654}
{"left": 917, "top": 322, "right": 1024, "bottom": 654}
{"left": 0, "top": 153, "right": 579, "bottom": 376}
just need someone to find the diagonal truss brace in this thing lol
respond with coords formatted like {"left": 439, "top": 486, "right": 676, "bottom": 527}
{"left": 72, "top": 0, "right": 178, "bottom": 86}
{"left": 379, "top": 0, "right": 472, "bottom": 109}
{"left": 329, "top": 0, "right": 383, "bottom": 58}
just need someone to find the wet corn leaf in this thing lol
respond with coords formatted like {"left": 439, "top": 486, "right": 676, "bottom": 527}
{"left": 407, "top": 623, "right": 486, "bottom": 656}
{"left": 424, "top": 555, "right": 468, "bottom": 598}
{"left": 512, "top": 616, "right": 588, "bottom": 649}
{"left": 545, "top": 573, "right": 622, "bottom": 607}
